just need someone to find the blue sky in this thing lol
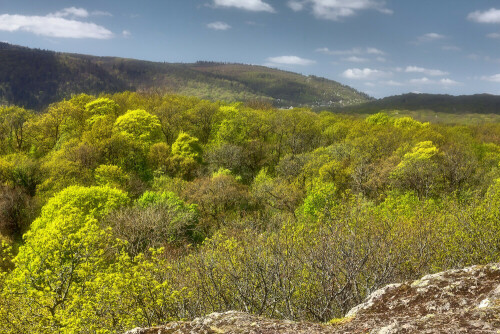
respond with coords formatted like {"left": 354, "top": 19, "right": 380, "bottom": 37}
{"left": 1, "top": 1, "right": 500, "bottom": 98}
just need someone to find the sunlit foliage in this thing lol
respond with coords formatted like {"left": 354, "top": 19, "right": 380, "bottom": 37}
{"left": 0, "top": 92, "right": 499, "bottom": 332}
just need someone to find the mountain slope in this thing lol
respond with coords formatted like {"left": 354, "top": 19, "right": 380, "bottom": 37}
{"left": 338, "top": 92, "right": 500, "bottom": 114}
{"left": 0, "top": 43, "right": 370, "bottom": 110}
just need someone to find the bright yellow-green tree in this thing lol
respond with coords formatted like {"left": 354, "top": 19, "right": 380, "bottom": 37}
{"left": 170, "top": 132, "right": 203, "bottom": 179}
{"left": 113, "top": 109, "right": 162, "bottom": 145}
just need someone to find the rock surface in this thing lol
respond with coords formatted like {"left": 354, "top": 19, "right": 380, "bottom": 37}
{"left": 125, "top": 263, "right": 500, "bottom": 334}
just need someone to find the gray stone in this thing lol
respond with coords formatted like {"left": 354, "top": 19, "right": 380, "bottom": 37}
{"left": 124, "top": 262, "right": 500, "bottom": 334}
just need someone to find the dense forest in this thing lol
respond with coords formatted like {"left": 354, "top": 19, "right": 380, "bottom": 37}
{"left": 337, "top": 92, "right": 500, "bottom": 115}
{"left": 0, "top": 43, "right": 370, "bottom": 110}
{"left": 0, "top": 92, "right": 499, "bottom": 333}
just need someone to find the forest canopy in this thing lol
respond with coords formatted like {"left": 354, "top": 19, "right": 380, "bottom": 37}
{"left": 0, "top": 92, "right": 499, "bottom": 333}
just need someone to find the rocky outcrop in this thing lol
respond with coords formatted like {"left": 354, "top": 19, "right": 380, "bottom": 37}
{"left": 125, "top": 263, "right": 500, "bottom": 334}
{"left": 342, "top": 262, "right": 500, "bottom": 333}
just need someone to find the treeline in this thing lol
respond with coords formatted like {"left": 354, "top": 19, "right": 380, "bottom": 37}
{"left": 0, "top": 43, "right": 370, "bottom": 110}
{"left": 339, "top": 92, "right": 500, "bottom": 114}
{"left": 0, "top": 92, "right": 499, "bottom": 333}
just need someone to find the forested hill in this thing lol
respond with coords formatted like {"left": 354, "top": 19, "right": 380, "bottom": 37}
{"left": 0, "top": 42, "right": 370, "bottom": 110}
{"left": 338, "top": 92, "right": 500, "bottom": 114}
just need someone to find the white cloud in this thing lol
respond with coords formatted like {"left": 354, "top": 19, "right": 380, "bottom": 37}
{"left": 366, "top": 47, "right": 384, "bottom": 55}
{"left": 481, "top": 74, "right": 500, "bottom": 82}
{"left": 342, "top": 56, "right": 368, "bottom": 63}
{"left": 288, "top": 0, "right": 392, "bottom": 21}
{"left": 316, "top": 47, "right": 354, "bottom": 55}
{"left": 417, "top": 32, "right": 445, "bottom": 43}
{"left": 468, "top": 8, "right": 500, "bottom": 24}
{"left": 212, "top": 0, "right": 275, "bottom": 12}
{"left": 207, "top": 21, "right": 231, "bottom": 30}
{"left": 266, "top": 55, "right": 316, "bottom": 66}
{"left": 341, "top": 68, "right": 389, "bottom": 80}
{"left": 51, "top": 7, "right": 89, "bottom": 18}
{"left": 409, "top": 77, "right": 460, "bottom": 86}
{"left": 316, "top": 46, "right": 384, "bottom": 56}
{"left": 288, "top": 1, "right": 304, "bottom": 11}
{"left": 409, "top": 77, "right": 432, "bottom": 84}
{"left": 317, "top": 47, "right": 386, "bottom": 64}
{"left": 487, "top": 32, "right": 500, "bottom": 39}
{"left": 0, "top": 13, "right": 114, "bottom": 39}
{"left": 378, "top": 8, "right": 394, "bottom": 15}
{"left": 439, "top": 78, "right": 460, "bottom": 85}
{"left": 405, "top": 66, "right": 449, "bottom": 76}
{"left": 91, "top": 10, "right": 113, "bottom": 17}
{"left": 122, "top": 30, "right": 131, "bottom": 37}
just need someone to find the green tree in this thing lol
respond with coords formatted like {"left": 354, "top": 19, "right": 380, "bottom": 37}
{"left": 0, "top": 153, "right": 41, "bottom": 196}
{"left": 0, "top": 106, "right": 34, "bottom": 154}
{"left": 394, "top": 116, "right": 428, "bottom": 130}
{"left": 391, "top": 141, "right": 442, "bottom": 198}
{"left": 36, "top": 140, "right": 95, "bottom": 200}
{"left": 85, "top": 97, "right": 119, "bottom": 123}
{"left": 113, "top": 109, "right": 162, "bottom": 145}
{"left": 365, "top": 112, "right": 391, "bottom": 125}
{"left": 170, "top": 132, "right": 203, "bottom": 179}
{"left": 81, "top": 98, "right": 120, "bottom": 141}
{"left": 94, "top": 164, "right": 129, "bottom": 190}
{"left": 186, "top": 100, "right": 219, "bottom": 144}
{"left": 26, "top": 101, "right": 81, "bottom": 155}
{"left": 147, "top": 142, "right": 171, "bottom": 174}
{"left": 0, "top": 186, "right": 129, "bottom": 333}
{"left": 151, "top": 94, "right": 199, "bottom": 145}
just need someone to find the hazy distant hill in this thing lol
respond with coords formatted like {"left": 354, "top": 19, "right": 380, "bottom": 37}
{"left": 337, "top": 93, "right": 500, "bottom": 114}
{"left": 0, "top": 43, "right": 370, "bottom": 110}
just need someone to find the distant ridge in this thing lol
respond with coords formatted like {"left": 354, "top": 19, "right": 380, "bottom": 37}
{"left": 338, "top": 92, "right": 500, "bottom": 114}
{"left": 0, "top": 42, "right": 371, "bottom": 110}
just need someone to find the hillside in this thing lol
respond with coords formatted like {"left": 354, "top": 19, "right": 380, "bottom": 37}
{"left": 337, "top": 92, "right": 500, "bottom": 114}
{"left": 0, "top": 43, "right": 370, "bottom": 110}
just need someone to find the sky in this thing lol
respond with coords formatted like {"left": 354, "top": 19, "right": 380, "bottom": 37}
{"left": 1, "top": 0, "right": 500, "bottom": 98}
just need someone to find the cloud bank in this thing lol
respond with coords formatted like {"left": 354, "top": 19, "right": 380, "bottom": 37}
{"left": 409, "top": 77, "right": 460, "bottom": 86}
{"left": 342, "top": 68, "right": 389, "bottom": 80}
{"left": 417, "top": 33, "right": 445, "bottom": 43}
{"left": 0, "top": 8, "right": 114, "bottom": 39}
{"left": 405, "top": 66, "right": 449, "bottom": 76}
{"left": 212, "top": 0, "right": 275, "bottom": 12}
{"left": 207, "top": 21, "right": 231, "bottom": 30}
{"left": 468, "top": 8, "right": 500, "bottom": 23}
{"left": 482, "top": 74, "right": 500, "bottom": 82}
{"left": 316, "top": 47, "right": 384, "bottom": 56}
{"left": 343, "top": 56, "right": 369, "bottom": 63}
{"left": 266, "top": 55, "right": 316, "bottom": 66}
{"left": 288, "top": 0, "right": 392, "bottom": 21}
{"left": 51, "top": 7, "right": 89, "bottom": 18}
{"left": 487, "top": 32, "right": 500, "bottom": 39}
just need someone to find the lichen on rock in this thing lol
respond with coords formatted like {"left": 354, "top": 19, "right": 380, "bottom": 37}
{"left": 125, "top": 263, "right": 500, "bottom": 334}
